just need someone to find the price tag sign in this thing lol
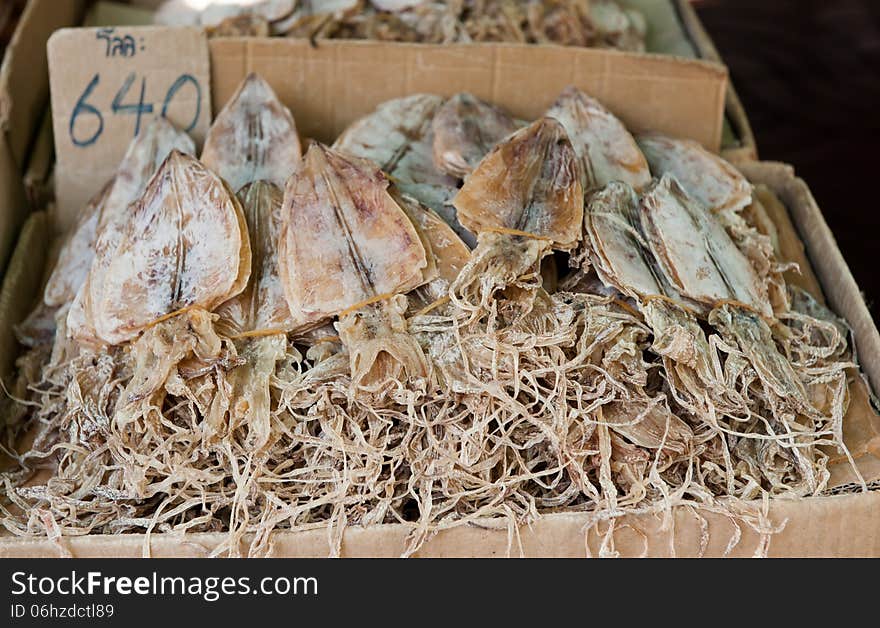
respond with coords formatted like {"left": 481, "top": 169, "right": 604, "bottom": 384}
{"left": 48, "top": 26, "right": 212, "bottom": 230}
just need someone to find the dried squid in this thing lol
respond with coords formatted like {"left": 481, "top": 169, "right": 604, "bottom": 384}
{"left": 208, "top": 182, "right": 293, "bottom": 448}
{"left": 574, "top": 181, "right": 726, "bottom": 432}
{"left": 67, "top": 117, "right": 196, "bottom": 346}
{"left": 3, "top": 87, "right": 870, "bottom": 558}
{"left": 431, "top": 92, "right": 519, "bottom": 179}
{"left": 637, "top": 133, "right": 752, "bottom": 215}
{"left": 546, "top": 85, "right": 650, "bottom": 193}
{"left": 640, "top": 175, "right": 769, "bottom": 316}
{"left": 201, "top": 72, "right": 302, "bottom": 191}
{"left": 392, "top": 190, "right": 470, "bottom": 312}
{"left": 92, "top": 151, "right": 251, "bottom": 427}
{"left": 332, "top": 94, "right": 471, "bottom": 245}
{"left": 280, "top": 143, "right": 432, "bottom": 391}
{"left": 197, "top": 72, "right": 306, "bottom": 449}
{"left": 451, "top": 116, "right": 583, "bottom": 315}
{"left": 15, "top": 181, "right": 114, "bottom": 349}
{"left": 637, "top": 175, "right": 836, "bottom": 490}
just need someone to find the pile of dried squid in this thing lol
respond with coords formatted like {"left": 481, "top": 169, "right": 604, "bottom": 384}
{"left": 0, "top": 73, "right": 863, "bottom": 556}
{"left": 155, "top": 0, "right": 646, "bottom": 51}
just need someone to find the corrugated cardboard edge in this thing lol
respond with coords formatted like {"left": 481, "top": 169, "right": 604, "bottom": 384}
{"left": 674, "top": 0, "right": 758, "bottom": 162}
{"left": 23, "top": 107, "right": 54, "bottom": 212}
{"left": 0, "top": 0, "right": 85, "bottom": 168}
{"left": 0, "top": 134, "right": 26, "bottom": 275}
{"left": 0, "top": 491, "right": 877, "bottom": 558}
{"left": 0, "top": 210, "right": 45, "bottom": 379}
{"left": 2, "top": 161, "right": 879, "bottom": 557}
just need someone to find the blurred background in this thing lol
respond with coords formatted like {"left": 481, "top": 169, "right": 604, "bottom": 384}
{"left": 695, "top": 0, "right": 880, "bottom": 318}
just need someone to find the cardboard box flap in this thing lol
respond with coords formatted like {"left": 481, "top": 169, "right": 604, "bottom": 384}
{"left": 209, "top": 38, "right": 727, "bottom": 150}
{"left": 0, "top": 135, "right": 26, "bottom": 274}
{"left": 0, "top": 0, "right": 85, "bottom": 167}
{"left": 0, "top": 210, "right": 46, "bottom": 379}
{"left": 1, "top": 491, "right": 877, "bottom": 558}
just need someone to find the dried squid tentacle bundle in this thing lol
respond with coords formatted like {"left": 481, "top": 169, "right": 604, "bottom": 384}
{"left": 431, "top": 92, "right": 518, "bottom": 179}
{"left": 332, "top": 93, "right": 471, "bottom": 245}
{"left": 215, "top": 333, "right": 286, "bottom": 450}
{"left": 116, "top": 308, "right": 224, "bottom": 430}
{"left": 709, "top": 304, "right": 811, "bottom": 412}
{"left": 707, "top": 303, "right": 839, "bottom": 495}
{"left": 200, "top": 72, "right": 301, "bottom": 191}
{"left": 336, "top": 294, "right": 429, "bottom": 392}
{"left": 451, "top": 232, "right": 552, "bottom": 319}
{"left": 280, "top": 143, "right": 431, "bottom": 391}
{"left": 782, "top": 286, "right": 854, "bottom": 421}
{"left": 546, "top": 85, "right": 650, "bottom": 193}
{"left": 600, "top": 400, "right": 693, "bottom": 462}
{"left": 451, "top": 116, "right": 584, "bottom": 314}
{"left": 641, "top": 298, "right": 733, "bottom": 413}
{"left": 68, "top": 117, "right": 196, "bottom": 345}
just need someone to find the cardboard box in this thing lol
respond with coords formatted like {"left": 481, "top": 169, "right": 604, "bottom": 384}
{"left": 0, "top": 0, "right": 86, "bottom": 274}
{"left": 1, "top": 32, "right": 878, "bottom": 557}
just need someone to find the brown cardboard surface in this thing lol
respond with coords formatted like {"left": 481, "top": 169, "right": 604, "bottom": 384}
{"left": 2, "top": 161, "right": 878, "bottom": 557}
{"left": 0, "top": 0, "right": 86, "bottom": 168}
{"left": 23, "top": 107, "right": 54, "bottom": 212}
{"left": 0, "top": 491, "right": 877, "bottom": 558}
{"left": 0, "top": 209, "right": 45, "bottom": 380}
{"left": 49, "top": 26, "right": 212, "bottom": 229}
{"left": 0, "top": 0, "right": 85, "bottom": 275}
{"left": 209, "top": 38, "right": 727, "bottom": 152}
{"left": 0, "top": 135, "right": 25, "bottom": 274}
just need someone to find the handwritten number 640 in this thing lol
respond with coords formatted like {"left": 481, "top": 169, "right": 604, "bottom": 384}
{"left": 70, "top": 73, "right": 202, "bottom": 147}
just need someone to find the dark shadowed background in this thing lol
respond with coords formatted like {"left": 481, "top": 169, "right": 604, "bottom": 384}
{"left": 694, "top": 0, "right": 880, "bottom": 320}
